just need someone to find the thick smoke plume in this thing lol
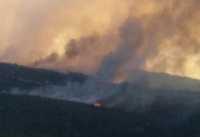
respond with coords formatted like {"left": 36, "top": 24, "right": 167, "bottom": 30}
{"left": 0, "top": 0, "right": 199, "bottom": 80}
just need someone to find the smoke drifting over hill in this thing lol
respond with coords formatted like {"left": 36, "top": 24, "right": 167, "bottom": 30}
{"left": 0, "top": 0, "right": 199, "bottom": 81}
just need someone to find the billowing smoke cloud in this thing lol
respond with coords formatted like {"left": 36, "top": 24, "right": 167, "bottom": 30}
{"left": 0, "top": 0, "right": 199, "bottom": 81}
{"left": 97, "top": 19, "right": 144, "bottom": 81}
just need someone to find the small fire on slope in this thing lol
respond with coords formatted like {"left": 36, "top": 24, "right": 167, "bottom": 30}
{"left": 94, "top": 101, "right": 103, "bottom": 108}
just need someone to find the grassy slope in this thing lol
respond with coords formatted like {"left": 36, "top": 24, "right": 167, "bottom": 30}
{"left": 0, "top": 63, "right": 87, "bottom": 91}
{"left": 0, "top": 94, "right": 200, "bottom": 137}
{"left": 1, "top": 63, "right": 200, "bottom": 136}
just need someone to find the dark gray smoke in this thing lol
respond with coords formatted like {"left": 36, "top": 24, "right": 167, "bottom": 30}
{"left": 97, "top": 18, "right": 144, "bottom": 81}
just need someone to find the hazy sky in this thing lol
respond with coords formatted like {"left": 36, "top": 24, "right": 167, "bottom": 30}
{"left": 0, "top": 0, "right": 199, "bottom": 80}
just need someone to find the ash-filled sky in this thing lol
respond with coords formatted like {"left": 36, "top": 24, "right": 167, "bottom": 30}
{"left": 0, "top": 0, "right": 200, "bottom": 81}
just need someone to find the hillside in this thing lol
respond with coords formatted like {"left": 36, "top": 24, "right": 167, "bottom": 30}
{"left": 1, "top": 63, "right": 200, "bottom": 93}
{"left": 127, "top": 70, "right": 200, "bottom": 92}
{"left": 0, "top": 63, "right": 87, "bottom": 91}
{"left": 1, "top": 94, "right": 200, "bottom": 137}
{"left": 1, "top": 63, "right": 200, "bottom": 136}
{"left": 1, "top": 62, "right": 200, "bottom": 106}
{"left": 100, "top": 84, "right": 200, "bottom": 111}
